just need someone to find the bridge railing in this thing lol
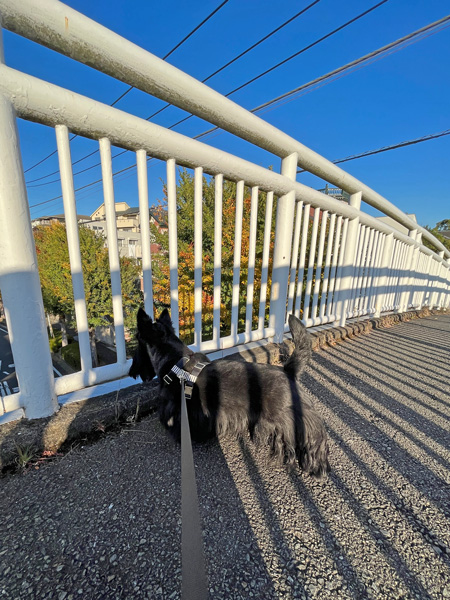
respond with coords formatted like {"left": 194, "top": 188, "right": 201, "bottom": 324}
{"left": 0, "top": 0, "right": 449, "bottom": 423}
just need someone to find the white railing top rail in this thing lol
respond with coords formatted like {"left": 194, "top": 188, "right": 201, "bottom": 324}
{"left": 0, "top": 0, "right": 448, "bottom": 259}
{"left": 0, "top": 63, "right": 448, "bottom": 268}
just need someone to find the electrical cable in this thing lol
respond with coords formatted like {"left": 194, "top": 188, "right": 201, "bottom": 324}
{"left": 194, "top": 14, "right": 450, "bottom": 140}
{"left": 23, "top": 0, "right": 230, "bottom": 175}
{"left": 26, "top": 0, "right": 320, "bottom": 186}
{"left": 29, "top": 127, "right": 450, "bottom": 216}
{"left": 297, "top": 129, "right": 450, "bottom": 173}
{"left": 28, "top": 11, "right": 449, "bottom": 214}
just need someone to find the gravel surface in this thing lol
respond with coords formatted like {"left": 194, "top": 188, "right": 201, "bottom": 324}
{"left": 1, "top": 314, "right": 449, "bottom": 599}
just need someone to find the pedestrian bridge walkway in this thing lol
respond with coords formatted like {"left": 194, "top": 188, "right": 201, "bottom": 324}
{"left": 1, "top": 313, "right": 449, "bottom": 599}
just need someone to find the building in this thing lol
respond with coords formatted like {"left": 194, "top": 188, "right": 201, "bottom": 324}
{"left": 85, "top": 202, "right": 167, "bottom": 259}
{"left": 318, "top": 185, "right": 350, "bottom": 202}
{"left": 32, "top": 213, "right": 91, "bottom": 227}
{"left": 32, "top": 202, "right": 167, "bottom": 260}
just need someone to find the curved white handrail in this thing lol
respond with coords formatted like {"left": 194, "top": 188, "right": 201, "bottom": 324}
{"left": 0, "top": 0, "right": 448, "bottom": 257}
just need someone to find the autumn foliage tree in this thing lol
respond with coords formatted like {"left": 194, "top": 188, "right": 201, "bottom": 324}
{"left": 150, "top": 169, "right": 276, "bottom": 342}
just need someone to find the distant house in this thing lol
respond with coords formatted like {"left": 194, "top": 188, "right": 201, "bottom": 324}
{"left": 84, "top": 202, "right": 167, "bottom": 259}
{"left": 32, "top": 213, "right": 91, "bottom": 227}
{"left": 32, "top": 202, "right": 167, "bottom": 260}
{"left": 317, "top": 185, "right": 350, "bottom": 203}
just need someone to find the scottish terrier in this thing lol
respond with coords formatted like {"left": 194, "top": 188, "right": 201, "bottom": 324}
{"left": 130, "top": 308, "right": 330, "bottom": 477}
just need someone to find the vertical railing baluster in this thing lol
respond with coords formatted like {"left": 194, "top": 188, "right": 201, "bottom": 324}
{"left": 319, "top": 212, "right": 336, "bottom": 320}
{"left": 166, "top": 158, "right": 179, "bottom": 335}
{"left": 269, "top": 152, "right": 298, "bottom": 341}
{"left": 374, "top": 232, "right": 393, "bottom": 317}
{"left": 311, "top": 210, "right": 328, "bottom": 321}
{"left": 193, "top": 167, "right": 203, "bottom": 348}
{"left": 0, "top": 92, "right": 57, "bottom": 418}
{"left": 56, "top": 125, "right": 92, "bottom": 374}
{"left": 334, "top": 191, "right": 361, "bottom": 327}
{"left": 245, "top": 186, "right": 259, "bottom": 337}
{"left": 258, "top": 191, "right": 274, "bottom": 332}
{"left": 294, "top": 203, "right": 310, "bottom": 319}
{"left": 287, "top": 200, "right": 303, "bottom": 316}
{"left": 99, "top": 137, "right": 126, "bottom": 364}
{"left": 136, "top": 149, "right": 153, "bottom": 319}
{"left": 303, "top": 207, "right": 320, "bottom": 322}
{"left": 359, "top": 227, "right": 375, "bottom": 315}
{"left": 213, "top": 174, "right": 223, "bottom": 346}
{"left": 327, "top": 215, "right": 344, "bottom": 319}
{"left": 230, "top": 180, "right": 244, "bottom": 344}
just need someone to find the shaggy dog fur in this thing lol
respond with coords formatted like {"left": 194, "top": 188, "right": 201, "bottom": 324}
{"left": 130, "top": 308, "right": 330, "bottom": 478}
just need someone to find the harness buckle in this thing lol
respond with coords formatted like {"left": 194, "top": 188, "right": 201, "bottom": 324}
{"left": 163, "top": 373, "right": 173, "bottom": 386}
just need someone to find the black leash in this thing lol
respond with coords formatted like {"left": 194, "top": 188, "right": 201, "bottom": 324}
{"left": 178, "top": 366, "right": 208, "bottom": 600}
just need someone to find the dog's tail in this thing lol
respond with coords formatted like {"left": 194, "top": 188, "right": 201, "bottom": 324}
{"left": 283, "top": 314, "right": 312, "bottom": 379}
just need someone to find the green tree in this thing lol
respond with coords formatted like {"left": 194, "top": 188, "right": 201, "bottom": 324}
{"left": 424, "top": 220, "right": 450, "bottom": 253}
{"left": 34, "top": 222, "right": 142, "bottom": 363}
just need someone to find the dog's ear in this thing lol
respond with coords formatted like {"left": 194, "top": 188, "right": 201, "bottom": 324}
{"left": 137, "top": 307, "right": 152, "bottom": 332}
{"left": 157, "top": 308, "right": 175, "bottom": 332}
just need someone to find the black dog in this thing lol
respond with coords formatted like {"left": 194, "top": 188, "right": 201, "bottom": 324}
{"left": 130, "top": 308, "right": 330, "bottom": 478}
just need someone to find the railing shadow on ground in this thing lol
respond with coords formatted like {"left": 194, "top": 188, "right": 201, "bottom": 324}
{"left": 303, "top": 361, "right": 449, "bottom": 514}
{"left": 1, "top": 315, "right": 450, "bottom": 599}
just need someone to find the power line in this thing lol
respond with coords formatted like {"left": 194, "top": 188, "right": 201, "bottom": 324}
{"left": 301, "top": 128, "right": 450, "bottom": 172}
{"left": 23, "top": 0, "right": 230, "bottom": 175}
{"left": 253, "top": 14, "right": 450, "bottom": 117}
{"left": 225, "top": 0, "right": 390, "bottom": 98}
{"left": 28, "top": 11, "right": 450, "bottom": 213}
{"left": 195, "top": 14, "right": 450, "bottom": 140}
{"left": 110, "top": 0, "right": 231, "bottom": 107}
{"left": 135, "top": 0, "right": 391, "bottom": 140}
{"left": 29, "top": 127, "right": 450, "bottom": 217}
{"left": 26, "top": 0, "right": 321, "bottom": 186}
{"left": 143, "top": 0, "right": 321, "bottom": 123}
{"left": 29, "top": 0, "right": 390, "bottom": 191}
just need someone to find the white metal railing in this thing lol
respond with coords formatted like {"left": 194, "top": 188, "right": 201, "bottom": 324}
{"left": 0, "top": 0, "right": 449, "bottom": 423}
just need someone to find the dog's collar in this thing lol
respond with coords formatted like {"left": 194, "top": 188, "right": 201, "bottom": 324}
{"left": 162, "top": 356, "right": 208, "bottom": 400}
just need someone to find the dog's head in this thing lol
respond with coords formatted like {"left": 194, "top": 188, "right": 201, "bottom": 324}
{"left": 129, "top": 307, "right": 182, "bottom": 381}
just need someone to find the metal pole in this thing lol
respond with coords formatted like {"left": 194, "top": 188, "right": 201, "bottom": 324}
{"left": 334, "top": 192, "right": 361, "bottom": 327}
{"left": 373, "top": 233, "right": 394, "bottom": 318}
{"left": 269, "top": 152, "right": 298, "bottom": 342}
{"left": 0, "top": 24, "right": 57, "bottom": 418}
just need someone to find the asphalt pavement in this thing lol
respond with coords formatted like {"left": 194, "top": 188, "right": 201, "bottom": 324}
{"left": 0, "top": 314, "right": 449, "bottom": 599}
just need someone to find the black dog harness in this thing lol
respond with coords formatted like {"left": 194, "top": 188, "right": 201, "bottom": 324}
{"left": 162, "top": 356, "right": 209, "bottom": 400}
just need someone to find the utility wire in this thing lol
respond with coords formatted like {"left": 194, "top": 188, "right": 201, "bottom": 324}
{"left": 23, "top": 0, "right": 230, "bottom": 175}
{"left": 26, "top": 0, "right": 321, "bottom": 186}
{"left": 226, "top": 0, "right": 390, "bottom": 98}
{"left": 28, "top": 12, "right": 450, "bottom": 213}
{"left": 253, "top": 14, "right": 450, "bottom": 116}
{"left": 297, "top": 129, "right": 450, "bottom": 173}
{"left": 28, "top": 0, "right": 389, "bottom": 190}
{"left": 110, "top": 0, "right": 230, "bottom": 107}
{"left": 125, "top": 0, "right": 391, "bottom": 142}
{"left": 29, "top": 127, "right": 450, "bottom": 215}
{"left": 143, "top": 0, "right": 321, "bottom": 123}
{"left": 194, "top": 14, "right": 450, "bottom": 140}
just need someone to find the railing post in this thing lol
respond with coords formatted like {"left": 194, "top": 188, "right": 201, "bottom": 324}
{"left": 334, "top": 192, "right": 361, "bottom": 327}
{"left": 373, "top": 232, "right": 394, "bottom": 317}
{"left": 396, "top": 229, "right": 417, "bottom": 314}
{"left": 269, "top": 152, "right": 298, "bottom": 342}
{"left": 0, "top": 28, "right": 57, "bottom": 417}
{"left": 432, "top": 251, "right": 445, "bottom": 309}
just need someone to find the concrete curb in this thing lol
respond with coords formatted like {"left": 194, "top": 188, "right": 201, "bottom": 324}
{"left": 1, "top": 307, "right": 449, "bottom": 472}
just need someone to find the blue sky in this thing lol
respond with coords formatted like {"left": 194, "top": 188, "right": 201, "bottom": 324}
{"left": 3, "top": 0, "right": 449, "bottom": 228}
